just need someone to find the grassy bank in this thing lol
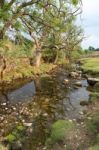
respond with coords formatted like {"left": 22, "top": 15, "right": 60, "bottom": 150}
{"left": 80, "top": 57, "right": 99, "bottom": 75}
{"left": 0, "top": 40, "right": 69, "bottom": 83}
{"left": 0, "top": 59, "right": 57, "bottom": 83}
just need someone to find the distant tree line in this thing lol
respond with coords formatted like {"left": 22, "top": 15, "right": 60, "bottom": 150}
{"left": 88, "top": 46, "right": 99, "bottom": 51}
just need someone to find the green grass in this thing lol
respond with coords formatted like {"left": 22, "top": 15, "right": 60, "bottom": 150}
{"left": 0, "top": 39, "right": 57, "bottom": 82}
{"left": 88, "top": 144, "right": 99, "bottom": 150}
{"left": 87, "top": 111, "right": 99, "bottom": 134}
{"left": 86, "top": 111, "right": 99, "bottom": 150}
{"left": 81, "top": 57, "right": 99, "bottom": 75}
{"left": 5, "top": 125, "right": 25, "bottom": 143}
{"left": 89, "top": 92, "right": 99, "bottom": 104}
{"left": 46, "top": 120, "right": 75, "bottom": 148}
{"left": 2, "top": 61, "right": 56, "bottom": 82}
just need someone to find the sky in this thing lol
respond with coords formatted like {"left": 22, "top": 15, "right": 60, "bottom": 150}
{"left": 79, "top": 0, "right": 99, "bottom": 49}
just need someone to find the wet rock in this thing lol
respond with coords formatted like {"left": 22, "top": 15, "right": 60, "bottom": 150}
{"left": 23, "top": 122, "right": 32, "bottom": 127}
{"left": 1, "top": 103, "right": 7, "bottom": 106}
{"left": 63, "top": 79, "right": 69, "bottom": 85}
{"left": 87, "top": 77, "right": 99, "bottom": 86}
{"left": 74, "top": 81, "right": 82, "bottom": 87}
{"left": 87, "top": 117, "right": 92, "bottom": 120}
{"left": 12, "top": 106, "right": 17, "bottom": 111}
{"left": 43, "top": 147, "right": 47, "bottom": 150}
{"left": 80, "top": 100, "right": 89, "bottom": 106}
{"left": 22, "top": 119, "right": 25, "bottom": 123}
{"left": 79, "top": 111, "right": 84, "bottom": 115}
{"left": 5, "top": 107, "right": 8, "bottom": 110}
{"left": 0, "top": 116, "right": 4, "bottom": 122}
{"left": 69, "top": 71, "right": 81, "bottom": 79}
{"left": 73, "top": 86, "right": 79, "bottom": 89}
{"left": 67, "top": 108, "right": 71, "bottom": 111}
{"left": 42, "top": 113, "right": 48, "bottom": 117}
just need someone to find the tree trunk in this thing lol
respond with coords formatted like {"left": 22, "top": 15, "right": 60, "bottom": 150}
{"left": 0, "top": 30, "right": 4, "bottom": 40}
{"left": 34, "top": 77, "right": 41, "bottom": 92}
{"left": 30, "top": 32, "right": 42, "bottom": 67}
{"left": 54, "top": 50, "right": 58, "bottom": 64}
{"left": 29, "top": 48, "right": 42, "bottom": 67}
{"left": 0, "top": 56, "right": 7, "bottom": 81}
{"left": 34, "top": 49, "right": 42, "bottom": 67}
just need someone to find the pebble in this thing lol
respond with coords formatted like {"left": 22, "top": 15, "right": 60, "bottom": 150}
{"left": 42, "top": 113, "right": 48, "bottom": 117}
{"left": 23, "top": 122, "right": 32, "bottom": 127}
{"left": 69, "top": 119, "right": 73, "bottom": 122}
{"left": 43, "top": 147, "right": 47, "bottom": 150}
{"left": 12, "top": 107, "right": 16, "bottom": 110}
{"left": 0, "top": 116, "right": 4, "bottom": 121}
{"left": 87, "top": 117, "right": 92, "bottom": 120}
{"left": 79, "top": 111, "right": 84, "bottom": 115}
{"left": 1, "top": 103, "right": 7, "bottom": 106}
{"left": 22, "top": 119, "right": 25, "bottom": 123}
{"left": 64, "top": 79, "right": 69, "bottom": 84}
{"left": 67, "top": 108, "right": 71, "bottom": 111}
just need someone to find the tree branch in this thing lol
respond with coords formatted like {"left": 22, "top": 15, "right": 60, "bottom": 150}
{"left": 16, "top": 0, "right": 41, "bottom": 13}
{"left": 6, "top": 0, "right": 16, "bottom": 9}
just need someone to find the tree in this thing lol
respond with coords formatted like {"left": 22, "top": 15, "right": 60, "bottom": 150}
{"left": 88, "top": 46, "right": 95, "bottom": 51}
{"left": 0, "top": 0, "right": 82, "bottom": 67}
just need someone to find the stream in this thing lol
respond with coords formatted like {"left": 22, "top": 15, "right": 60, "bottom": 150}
{"left": 0, "top": 72, "right": 91, "bottom": 149}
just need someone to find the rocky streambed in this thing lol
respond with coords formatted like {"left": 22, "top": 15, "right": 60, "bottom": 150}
{"left": 0, "top": 68, "right": 93, "bottom": 149}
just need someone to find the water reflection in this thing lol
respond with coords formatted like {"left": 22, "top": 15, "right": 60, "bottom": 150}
{"left": 8, "top": 81, "right": 36, "bottom": 103}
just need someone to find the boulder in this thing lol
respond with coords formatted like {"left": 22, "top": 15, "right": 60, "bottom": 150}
{"left": 87, "top": 78, "right": 99, "bottom": 86}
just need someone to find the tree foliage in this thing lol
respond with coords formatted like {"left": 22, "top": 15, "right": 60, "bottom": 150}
{"left": 0, "top": 0, "right": 83, "bottom": 66}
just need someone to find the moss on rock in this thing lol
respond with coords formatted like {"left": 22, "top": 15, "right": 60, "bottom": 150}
{"left": 46, "top": 119, "right": 75, "bottom": 148}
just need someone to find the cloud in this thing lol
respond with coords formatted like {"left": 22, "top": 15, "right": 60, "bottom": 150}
{"left": 82, "top": 0, "right": 99, "bottom": 16}
{"left": 81, "top": 0, "right": 99, "bottom": 48}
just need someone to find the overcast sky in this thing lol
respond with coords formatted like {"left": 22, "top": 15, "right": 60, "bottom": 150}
{"left": 80, "top": 0, "right": 99, "bottom": 49}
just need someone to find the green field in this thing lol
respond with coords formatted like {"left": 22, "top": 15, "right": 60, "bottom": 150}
{"left": 81, "top": 57, "right": 99, "bottom": 75}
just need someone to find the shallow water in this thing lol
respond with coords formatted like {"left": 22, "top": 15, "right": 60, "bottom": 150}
{"left": 69, "top": 80, "right": 89, "bottom": 108}
{"left": 8, "top": 81, "right": 36, "bottom": 103}
{"left": 0, "top": 81, "right": 36, "bottom": 103}
{"left": 63, "top": 80, "right": 90, "bottom": 119}
{"left": 0, "top": 76, "right": 91, "bottom": 149}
